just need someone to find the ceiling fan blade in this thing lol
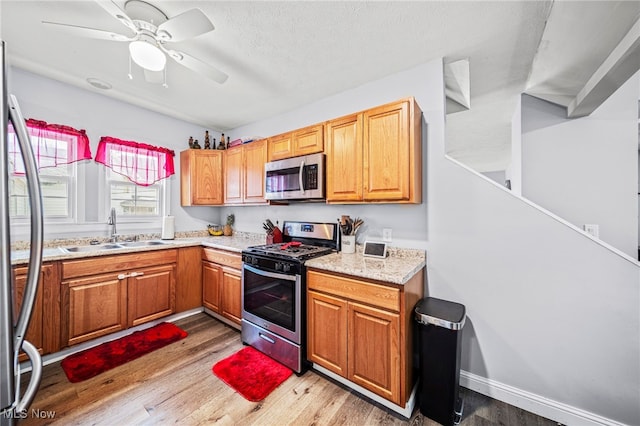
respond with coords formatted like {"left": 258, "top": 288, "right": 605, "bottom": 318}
{"left": 42, "top": 21, "right": 133, "bottom": 41}
{"left": 144, "top": 69, "right": 164, "bottom": 84}
{"left": 157, "top": 9, "right": 214, "bottom": 42}
{"left": 163, "top": 48, "right": 228, "bottom": 84}
{"left": 95, "top": 0, "right": 137, "bottom": 33}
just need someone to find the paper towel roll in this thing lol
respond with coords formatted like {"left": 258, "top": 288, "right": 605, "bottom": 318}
{"left": 161, "top": 215, "right": 175, "bottom": 240}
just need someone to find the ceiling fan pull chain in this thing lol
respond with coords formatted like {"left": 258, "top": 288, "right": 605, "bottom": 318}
{"left": 162, "top": 67, "right": 168, "bottom": 88}
{"left": 127, "top": 54, "right": 133, "bottom": 80}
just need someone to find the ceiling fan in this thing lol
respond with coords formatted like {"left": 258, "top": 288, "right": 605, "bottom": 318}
{"left": 42, "top": 0, "right": 228, "bottom": 85}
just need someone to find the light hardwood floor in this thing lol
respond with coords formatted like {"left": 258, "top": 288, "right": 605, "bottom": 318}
{"left": 20, "top": 313, "right": 560, "bottom": 425}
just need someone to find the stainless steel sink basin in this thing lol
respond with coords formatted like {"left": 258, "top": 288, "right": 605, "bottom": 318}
{"left": 60, "top": 243, "right": 123, "bottom": 253}
{"left": 119, "top": 241, "right": 167, "bottom": 247}
{"left": 59, "top": 240, "right": 167, "bottom": 253}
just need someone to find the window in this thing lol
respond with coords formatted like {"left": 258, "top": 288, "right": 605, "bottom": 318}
{"left": 106, "top": 167, "right": 163, "bottom": 218}
{"left": 7, "top": 119, "right": 91, "bottom": 221}
{"left": 95, "top": 136, "right": 175, "bottom": 219}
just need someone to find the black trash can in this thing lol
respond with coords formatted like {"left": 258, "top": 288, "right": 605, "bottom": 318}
{"left": 414, "top": 297, "right": 466, "bottom": 426}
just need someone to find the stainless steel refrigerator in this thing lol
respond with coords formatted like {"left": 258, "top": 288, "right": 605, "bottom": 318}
{"left": 0, "top": 40, "right": 44, "bottom": 425}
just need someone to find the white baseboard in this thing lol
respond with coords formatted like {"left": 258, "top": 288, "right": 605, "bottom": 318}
{"left": 460, "top": 370, "right": 627, "bottom": 426}
{"left": 312, "top": 363, "right": 417, "bottom": 419}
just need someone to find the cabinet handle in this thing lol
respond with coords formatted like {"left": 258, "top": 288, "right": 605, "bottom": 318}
{"left": 117, "top": 271, "right": 145, "bottom": 280}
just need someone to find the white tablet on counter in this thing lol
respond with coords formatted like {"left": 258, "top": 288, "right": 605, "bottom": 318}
{"left": 363, "top": 241, "right": 388, "bottom": 258}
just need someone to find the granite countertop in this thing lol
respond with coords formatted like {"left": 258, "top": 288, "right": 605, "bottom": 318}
{"left": 11, "top": 232, "right": 267, "bottom": 265}
{"left": 305, "top": 246, "right": 426, "bottom": 285}
{"left": 12, "top": 233, "right": 426, "bottom": 285}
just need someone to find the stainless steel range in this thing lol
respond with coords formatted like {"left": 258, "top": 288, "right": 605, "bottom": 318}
{"left": 241, "top": 221, "right": 337, "bottom": 373}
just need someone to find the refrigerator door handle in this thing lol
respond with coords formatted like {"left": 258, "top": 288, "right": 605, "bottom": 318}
{"left": 7, "top": 94, "right": 43, "bottom": 352}
{"left": 13, "top": 341, "right": 41, "bottom": 413}
{"left": 7, "top": 95, "right": 44, "bottom": 413}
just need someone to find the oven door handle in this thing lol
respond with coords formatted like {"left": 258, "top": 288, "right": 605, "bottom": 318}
{"left": 243, "top": 263, "right": 298, "bottom": 282}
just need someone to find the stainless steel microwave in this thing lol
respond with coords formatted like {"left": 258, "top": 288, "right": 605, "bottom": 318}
{"left": 264, "top": 152, "right": 325, "bottom": 201}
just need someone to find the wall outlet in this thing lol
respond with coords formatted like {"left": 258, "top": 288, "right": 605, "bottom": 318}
{"left": 382, "top": 228, "right": 392, "bottom": 242}
{"left": 583, "top": 224, "right": 599, "bottom": 238}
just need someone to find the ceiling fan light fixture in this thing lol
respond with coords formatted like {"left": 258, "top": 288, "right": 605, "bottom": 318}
{"left": 129, "top": 37, "right": 166, "bottom": 71}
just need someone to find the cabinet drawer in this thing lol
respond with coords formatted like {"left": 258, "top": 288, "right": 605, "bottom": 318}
{"left": 202, "top": 248, "right": 242, "bottom": 269}
{"left": 307, "top": 270, "right": 400, "bottom": 312}
{"left": 62, "top": 249, "right": 178, "bottom": 280}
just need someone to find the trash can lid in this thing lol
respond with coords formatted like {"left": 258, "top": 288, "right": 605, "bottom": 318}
{"left": 415, "top": 297, "right": 466, "bottom": 330}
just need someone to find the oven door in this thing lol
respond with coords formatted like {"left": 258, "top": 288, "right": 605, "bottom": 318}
{"left": 242, "top": 263, "right": 302, "bottom": 344}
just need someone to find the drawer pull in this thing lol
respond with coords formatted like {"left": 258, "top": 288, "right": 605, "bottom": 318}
{"left": 259, "top": 333, "right": 275, "bottom": 344}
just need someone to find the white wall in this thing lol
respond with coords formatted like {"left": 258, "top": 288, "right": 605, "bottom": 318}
{"left": 8, "top": 68, "right": 220, "bottom": 240}
{"left": 521, "top": 72, "right": 639, "bottom": 258}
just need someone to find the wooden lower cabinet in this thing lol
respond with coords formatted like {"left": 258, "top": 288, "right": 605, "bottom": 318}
{"left": 202, "top": 248, "right": 242, "bottom": 328}
{"left": 220, "top": 267, "right": 242, "bottom": 324}
{"left": 61, "top": 273, "right": 127, "bottom": 347}
{"left": 348, "top": 301, "right": 400, "bottom": 403}
{"left": 13, "top": 263, "right": 59, "bottom": 360}
{"left": 127, "top": 264, "right": 176, "bottom": 327}
{"left": 307, "top": 268, "right": 423, "bottom": 407}
{"left": 307, "top": 290, "right": 348, "bottom": 376}
{"left": 60, "top": 250, "right": 177, "bottom": 347}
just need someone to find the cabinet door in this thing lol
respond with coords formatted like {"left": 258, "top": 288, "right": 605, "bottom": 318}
{"left": 61, "top": 273, "right": 127, "bottom": 347}
{"left": 180, "top": 150, "right": 224, "bottom": 206}
{"left": 348, "top": 301, "right": 401, "bottom": 405}
{"left": 307, "top": 290, "right": 348, "bottom": 376}
{"left": 127, "top": 264, "right": 176, "bottom": 327}
{"left": 13, "top": 265, "right": 47, "bottom": 359}
{"left": 268, "top": 133, "right": 293, "bottom": 161}
{"left": 326, "top": 113, "right": 363, "bottom": 202}
{"left": 202, "top": 261, "right": 222, "bottom": 312}
{"left": 363, "top": 100, "right": 410, "bottom": 201}
{"left": 224, "top": 147, "right": 243, "bottom": 204}
{"left": 293, "top": 124, "right": 323, "bottom": 157}
{"left": 243, "top": 140, "right": 267, "bottom": 203}
{"left": 220, "top": 267, "right": 242, "bottom": 325}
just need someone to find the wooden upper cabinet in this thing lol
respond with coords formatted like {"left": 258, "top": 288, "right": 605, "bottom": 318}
{"left": 268, "top": 124, "right": 324, "bottom": 161}
{"left": 224, "top": 140, "right": 267, "bottom": 205}
{"left": 223, "top": 146, "right": 243, "bottom": 204}
{"left": 325, "top": 113, "right": 364, "bottom": 202}
{"left": 326, "top": 97, "right": 422, "bottom": 204}
{"left": 180, "top": 149, "right": 224, "bottom": 206}
{"left": 268, "top": 133, "right": 293, "bottom": 161}
{"left": 293, "top": 124, "right": 324, "bottom": 157}
{"left": 243, "top": 140, "right": 267, "bottom": 203}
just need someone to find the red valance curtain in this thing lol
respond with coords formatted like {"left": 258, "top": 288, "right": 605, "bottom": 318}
{"left": 95, "top": 136, "right": 175, "bottom": 186}
{"left": 8, "top": 118, "right": 92, "bottom": 173}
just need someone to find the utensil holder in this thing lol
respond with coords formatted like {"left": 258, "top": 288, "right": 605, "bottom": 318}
{"left": 341, "top": 235, "right": 356, "bottom": 254}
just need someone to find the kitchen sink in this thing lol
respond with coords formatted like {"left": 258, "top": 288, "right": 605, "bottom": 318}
{"left": 60, "top": 243, "right": 123, "bottom": 253}
{"left": 59, "top": 240, "right": 168, "bottom": 253}
{"left": 119, "top": 240, "right": 167, "bottom": 247}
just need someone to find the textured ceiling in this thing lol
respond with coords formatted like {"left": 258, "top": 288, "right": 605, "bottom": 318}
{"left": 1, "top": 1, "right": 638, "bottom": 172}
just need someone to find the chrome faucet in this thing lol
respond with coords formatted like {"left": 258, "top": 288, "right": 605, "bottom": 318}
{"left": 108, "top": 207, "right": 118, "bottom": 242}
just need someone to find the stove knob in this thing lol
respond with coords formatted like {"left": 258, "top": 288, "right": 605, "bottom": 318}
{"left": 282, "top": 263, "right": 291, "bottom": 272}
{"left": 275, "top": 263, "right": 282, "bottom": 271}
